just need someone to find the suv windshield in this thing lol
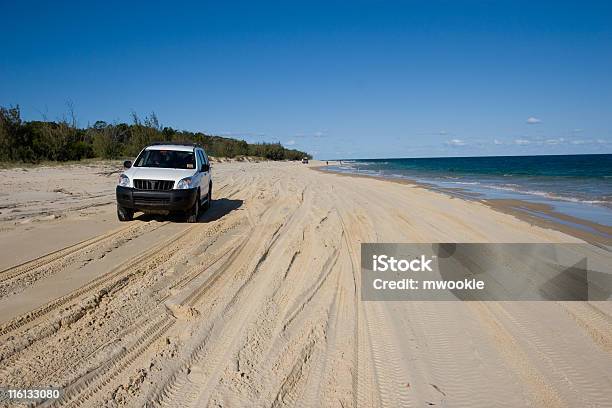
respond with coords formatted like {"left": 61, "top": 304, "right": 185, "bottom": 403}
{"left": 135, "top": 150, "right": 195, "bottom": 169}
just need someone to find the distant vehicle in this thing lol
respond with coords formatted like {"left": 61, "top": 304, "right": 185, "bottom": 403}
{"left": 116, "top": 143, "right": 212, "bottom": 222}
{"left": 302, "top": 157, "right": 309, "bottom": 164}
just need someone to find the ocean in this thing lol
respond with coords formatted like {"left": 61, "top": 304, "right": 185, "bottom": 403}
{"left": 323, "top": 154, "right": 612, "bottom": 228}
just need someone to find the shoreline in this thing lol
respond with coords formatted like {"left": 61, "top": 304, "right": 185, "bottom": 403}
{"left": 312, "top": 164, "right": 611, "bottom": 246}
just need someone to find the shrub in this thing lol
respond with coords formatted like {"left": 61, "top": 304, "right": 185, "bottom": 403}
{"left": 0, "top": 105, "right": 311, "bottom": 163}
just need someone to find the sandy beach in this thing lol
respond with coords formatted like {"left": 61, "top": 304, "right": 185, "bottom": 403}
{"left": 0, "top": 160, "right": 611, "bottom": 407}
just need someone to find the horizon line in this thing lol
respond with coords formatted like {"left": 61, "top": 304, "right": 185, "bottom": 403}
{"left": 326, "top": 152, "right": 612, "bottom": 161}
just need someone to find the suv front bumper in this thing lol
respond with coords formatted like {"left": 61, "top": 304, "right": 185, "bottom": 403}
{"left": 116, "top": 186, "right": 197, "bottom": 212}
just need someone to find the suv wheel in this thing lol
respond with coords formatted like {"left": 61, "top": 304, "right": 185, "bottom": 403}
{"left": 186, "top": 191, "right": 200, "bottom": 223}
{"left": 117, "top": 205, "right": 134, "bottom": 222}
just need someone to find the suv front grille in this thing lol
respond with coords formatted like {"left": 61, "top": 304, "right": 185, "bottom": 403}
{"left": 134, "top": 196, "right": 170, "bottom": 206}
{"left": 134, "top": 179, "right": 174, "bottom": 191}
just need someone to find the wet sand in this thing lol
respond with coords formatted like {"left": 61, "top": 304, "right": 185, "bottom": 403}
{"left": 315, "top": 164, "right": 611, "bottom": 246}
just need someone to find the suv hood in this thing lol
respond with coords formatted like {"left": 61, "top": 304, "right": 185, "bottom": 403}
{"left": 125, "top": 167, "right": 196, "bottom": 183}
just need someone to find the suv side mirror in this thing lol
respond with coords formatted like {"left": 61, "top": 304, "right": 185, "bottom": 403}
{"left": 201, "top": 163, "right": 210, "bottom": 172}
{"left": 123, "top": 160, "right": 132, "bottom": 169}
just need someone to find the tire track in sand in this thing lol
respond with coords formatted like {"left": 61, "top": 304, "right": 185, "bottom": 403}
{"left": 469, "top": 302, "right": 566, "bottom": 408}
{"left": 151, "top": 180, "right": 304, "bottom": 407}
{"left": 49, "top": 316, "right": 176, "bottom": 408}
{"left": 333, "top": 197, "right": 370, "bottom": 408}
{"left": 0, "top": 224, "right": 194, "bottom": 340}
{"left": 0, "top": 225, "right": 202, "bottom": 399}
{"left": 0, "top": 185, "right": 239, "bottom": 387}
{"left": 44, "top": 230, "right": 240, "bottom": 405}
{"left": 493, "top": 302, "right": 612, "bottom": 406}
{"left": 362, "top": 302, "right": 413, "bottom": 407}
{"left": 37, "top": 187, "right": 245, "bottom": 406}
{"left": 557, "top": 301, "right": 612, "bottom": 353}
{"left": 0, "top": 223, "right": 134, "bottom": 283}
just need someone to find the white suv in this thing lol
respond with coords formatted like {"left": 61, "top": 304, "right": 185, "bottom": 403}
{"left": 116, "top": 143, "right": 212, "bottom": 222}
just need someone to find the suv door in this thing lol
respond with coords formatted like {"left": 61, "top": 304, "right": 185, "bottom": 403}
{"left": 197, "top": 149, "right": 210, "bottom": 196}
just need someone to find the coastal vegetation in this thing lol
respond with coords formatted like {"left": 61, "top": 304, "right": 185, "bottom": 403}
{"left": 0, "top": 105, "right": 311, "bottom": 163}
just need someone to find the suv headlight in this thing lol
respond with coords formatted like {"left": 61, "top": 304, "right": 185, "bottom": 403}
{"left": 118, "top": 174, "right": 130, "bottom": 187}
{"left": 176, "top": 177, "right": 193, "bottom": 189}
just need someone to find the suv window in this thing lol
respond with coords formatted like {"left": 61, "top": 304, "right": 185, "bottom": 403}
{"left": 135, "top": 150, "right": 195, "bottom": 169}
{"left": 197, "top": 150, "right": 205, "bottom": 169}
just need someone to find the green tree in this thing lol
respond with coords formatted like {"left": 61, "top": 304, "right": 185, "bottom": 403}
{"left": 0, "top": 105, "right": 311, "bottom": 163}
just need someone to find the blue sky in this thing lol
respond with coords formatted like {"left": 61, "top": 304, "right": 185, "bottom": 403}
{"left": 1, "top": 1, "right": 611, "bottom": 159}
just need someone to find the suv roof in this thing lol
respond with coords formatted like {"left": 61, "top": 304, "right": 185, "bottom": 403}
{"left": 145, "top": 144, "right": 198, "bottom": 152}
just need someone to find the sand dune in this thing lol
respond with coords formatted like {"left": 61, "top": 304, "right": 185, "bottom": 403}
{"left": 0, "top": 161, "right": 610, "bottom": 407}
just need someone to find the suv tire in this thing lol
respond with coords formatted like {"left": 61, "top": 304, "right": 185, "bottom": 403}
{"left": 117, "top": 205, "right": 134, "bottom": 222}
{"left": 186, "top": 191, "right": 200, "bottom": 223}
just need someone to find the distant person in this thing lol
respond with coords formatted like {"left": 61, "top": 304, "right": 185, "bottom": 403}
{"left": 326, "top": 161, "right": 329, "bottom": 165}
